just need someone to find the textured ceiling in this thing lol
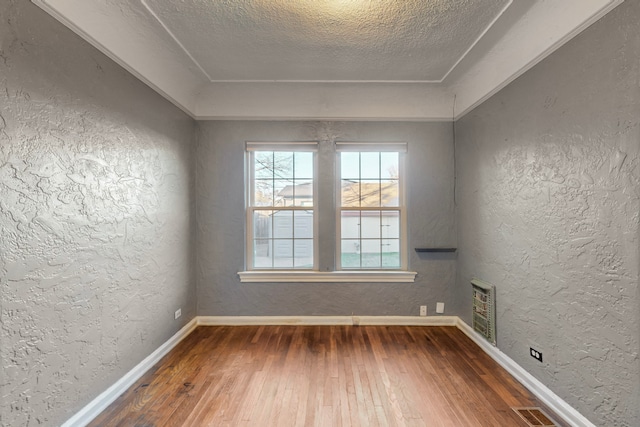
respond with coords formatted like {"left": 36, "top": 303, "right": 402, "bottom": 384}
{"left": 142, "top": 0, "right": 510, "bottom": 82}
{"left": 32, "top": 0, "right": 624, "bottom": 119}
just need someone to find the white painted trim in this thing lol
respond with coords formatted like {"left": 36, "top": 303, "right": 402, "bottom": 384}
{"left": 197, "top": 315, "right": 458, "bottom": 326}
{"left": 237, "top": 270, "right": 417, "bottom": 283}
{"left": 356, "top": 316, "right": 458, "bottom": 326}
{"left": 61, "top": 318, "right": 198, "bottom": 427}
{"left": 438, "top": 0, "right": 513, "bottom": 83}
{"left": 193, "top": 82, "right": 454, "bottom": 121}
{"left": 456, "top": 319, "right": 597, "bottom": 427}
{"left": 139, "top": 0, "right": 213, "bottom": 81}
{"left": 193, "top": 115, "right": 454, "bottom": 122}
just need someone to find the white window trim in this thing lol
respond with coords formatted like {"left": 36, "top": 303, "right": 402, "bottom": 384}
{"left": 245, "top": 142, "right": 319, "bottom": 271}
{"left": 238, "top": 270, "right": 417, "bottom": 283}
{"left": 238, "top": 140, "right": 416, "bottom": 283}
{"left": 335, "top": 142, "right": 409, "bottom": 271}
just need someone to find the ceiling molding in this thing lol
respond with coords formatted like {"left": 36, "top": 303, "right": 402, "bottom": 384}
{"left": 139, "top": 0, "right": 214, "bottom": 82}
{"left": 193, "top": 82, "right": 454, "bottom": 121}
{"left": 32, "top": 0, "right": 624, "bottom": 121}
{"left": 437, "top": 0, "right": 514, "bottom": 84}
{"left": 31, "top": 0, "right": 204, "bottom": 117}
{"left": 451, "top": 0, "right": 626, "bottom": 119}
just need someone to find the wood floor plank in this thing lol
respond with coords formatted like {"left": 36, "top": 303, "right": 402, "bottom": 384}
{"left": 88, "top": 326, "right": 567, "bottom": 427}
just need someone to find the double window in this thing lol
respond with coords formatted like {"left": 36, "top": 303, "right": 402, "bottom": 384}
{"left": 243, "top": 141, "right": 411, "bottom": 281}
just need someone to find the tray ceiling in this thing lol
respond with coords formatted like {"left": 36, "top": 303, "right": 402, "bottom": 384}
{"left": 32, "top": 0, "right": 624, "bottom": 120}
{"left": 141, "top": 0, "right": 511, "bottom": 82}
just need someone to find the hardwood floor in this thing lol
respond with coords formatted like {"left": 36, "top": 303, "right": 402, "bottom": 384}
{"left": 89, "top": 326, "right": 563, "bottom": 427}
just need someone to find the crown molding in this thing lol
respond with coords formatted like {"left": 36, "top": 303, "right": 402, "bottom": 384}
{"left": 33, "top": 0, "right": 624, "bottom": 121}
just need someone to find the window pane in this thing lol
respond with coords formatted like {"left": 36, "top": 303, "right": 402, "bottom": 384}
{"left": 381, "top": 180, "right": 399, "bottom": 207}
{"left": 253, "top": 210, "right": 272, "bottom": 240}
{"left": 341, "top": 152, "right": 360, "bottom": 179}
{"left": 361, "top": 239, "right": 382, "bottom": 268}
{"left": 381, "top": 152, "right": 398, "bottom": 179}
{"left": 337, "top": 149, "right": 404, "bottom": 271}
{"left": 249, "top": 148, "right": 315, "bottom": 270}
{"left": 341, "top": 239, "right": 361, "bottom": 268}
{"left": 341, "top": 211, "right": 360, "bottom": 239}
{"left": 361, "top": 211, "right": 380, "bottom": 238}
{"left": 381, "top": 239, "right": 400, "bottom": 268}
{"left": 360, "top": 180, "right": 381, "bottom": 207}
{"left": 273, "top": 239, "right": 293, "bottom": 268}
{"left": 274, "top": 179, "right": 293, "bottom": 206}
{"left": 272, "top": 210, "right": 293, "bottom": 238}
{"left": 254, "top": 179, "right": 274, "bottom": 206}
{"left": 274, "top": 152, "right": 294, "bottom": 179}
{"left": 253, "top": 239, "right": 272, "bottom": 268}
{"left": 294, "top": 239, "right": 313, "bottom": 268}
{"left": 293, "top": 180, "right": 313, "bottom": 206}
{"left": 294, "top": 210, "right": 313, "bottom": 238}
{"left": 255, "top": 152, "right": 273, "bottom": 179}
{"left": 294, "top": 152, "right": 313, "bottom": 179}
{"left": 341, "top": 180, "right": 360, "bottom": 207}
{"left": 381, "top": 211, "right": 400, "bottom": 239}
{"left": 360, "top": 152, "right": 380, "bottom": 179}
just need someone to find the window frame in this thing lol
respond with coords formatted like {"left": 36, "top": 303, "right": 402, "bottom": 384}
{"left": 239, "top": 141, "right": 416, "bottom": 283}
{"left": 335, "top": 142, "right": 408, "bottom": 271}
{"left": 245, "top": 142, "right": 319, "bottom": 271}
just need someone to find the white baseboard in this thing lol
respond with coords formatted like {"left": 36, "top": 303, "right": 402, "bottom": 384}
{"left": 456, "top": 319, "right": 596, "bottom": 427}
{"left": 63, "top": 315, "right": 592, "bottom": 427}
{"left": 61, "top": 318, "right": 198, "bottom": 427}
{"left": 197, "top": 315, "right": 458, "bottom": 326}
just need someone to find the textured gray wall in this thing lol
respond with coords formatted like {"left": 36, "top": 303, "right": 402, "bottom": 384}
{"left": 0, "top": 2, "right": 196, "bottom": 426}
{"left": 454, "top": 1, "right": 640, "bottom": 426}
{"left": 196, "top": 121, "right": 456, "bottom": 316}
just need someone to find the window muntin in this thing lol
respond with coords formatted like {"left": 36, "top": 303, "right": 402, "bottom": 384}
{"left": 244, "top": 141, "right": 410, "bottom": 278}
{"left": 248, "top": 147, "right": 316, "bottom": 270}
{"left": 337, "top": 148, "right": 406, "bottom": 270}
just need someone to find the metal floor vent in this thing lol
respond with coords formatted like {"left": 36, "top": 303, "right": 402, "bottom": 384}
{"left": 512, "top": 407, "right": 558, "bottom": 426}
{"left": 471, "top": 278, "right": 496, "bottom": 345}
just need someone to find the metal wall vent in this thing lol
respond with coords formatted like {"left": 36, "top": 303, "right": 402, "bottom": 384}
{"left": 471, "top": 278, "right": 496, "bottom": 345}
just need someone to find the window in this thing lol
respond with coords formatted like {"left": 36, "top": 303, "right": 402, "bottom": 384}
{"left": 240, "top": 141, "right": 414, "bottom": 283}
{"left": 246, "top": 142, "right": 317, "bottom": 270}
{"left": 337, "top": 142, "right": 407, "bottom": 271}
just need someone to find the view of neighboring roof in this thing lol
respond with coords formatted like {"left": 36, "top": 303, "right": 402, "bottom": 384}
{"left": 277, "top": 181, "right": 398, "bottom": 207}
{"left": 278, "top": 182, "right": 313, "bottom": 198}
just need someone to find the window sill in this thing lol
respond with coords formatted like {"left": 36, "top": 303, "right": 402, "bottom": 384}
{"left": 237, "top": 270, "right": 417, "bottom": 283}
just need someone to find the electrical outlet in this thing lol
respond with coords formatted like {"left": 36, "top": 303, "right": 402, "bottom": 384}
{"left": 175, "top": 308, "right": 182, "bottom": 320}
{"left": 530, "top": 347, "right": 543, "bottom": 362}
{"left": 436, "top": 302, "right": 445, "bottom": 314}
{"left": 419, "top": 305, "right": 427, "bottom": 316}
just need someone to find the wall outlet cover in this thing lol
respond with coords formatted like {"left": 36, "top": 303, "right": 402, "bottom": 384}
{"left": 420, "top": 305, "right": 427, "bottom": 316}
{"left": 436, "top": 302, "right": 445, "bottom": 314}
{"left": 530, "top": 347, "right": 543, "bottom": 362}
